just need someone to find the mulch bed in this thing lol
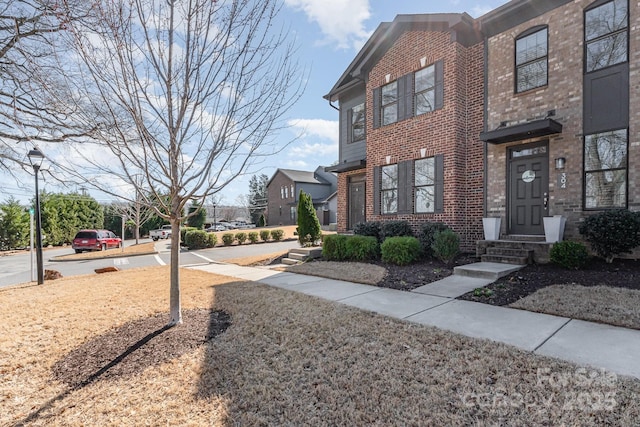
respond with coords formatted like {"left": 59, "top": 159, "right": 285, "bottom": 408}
{"left": 457, "top": 258, "right": 640, "bottom": 306}
{"left": 53, "top": 309, "right": 231, "bottom": 389}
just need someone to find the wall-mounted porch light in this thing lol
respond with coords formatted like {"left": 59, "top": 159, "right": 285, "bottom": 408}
{"left": 555, "top": 157, "right": 566, "bottom": 170}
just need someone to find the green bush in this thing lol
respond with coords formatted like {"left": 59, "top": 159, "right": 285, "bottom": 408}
{"left": 257, "top": 214, "right": 266, "bottom": 227}
{"left": 208, "top": 233, "right": 217, "bottom": 247}
{"left": 418, "top": 222, "right": 450, "bottom": 258}
{"left": 271, "top": 229, "right": 284, "bottom": 241}
{"left": 380, "top": 220, "right": 414, "bottom": 240}
{"left": 235, "top": 232, "right": 247, "bottom": 244}
{"left": 353, "top": 221, "right": 382, "bottom": 242}
{"left": 184, "top": 230, "right": 210, "bottom": 250}
{"left": 180, "top": 227, "right": 197, "bottom": 244}
{"left": 432, "top": 229, "right": 459, "bottom": 264}
{"left": 579, "top": 209, "right": 640, "bottom": 263}
{"left": 322, "top": 234, "right": 348, "bottom": 261}
{"left": 248, "top": 232, "right": 259, "bottom": 243}
{"left": 380, "top": 236, "right": 421, "bottom": 265}
{"left": 344, "top": 235, "right": 379, "bottom": 261}
{"left": 297, "top": 190, "right": 322, "bottom": 246}
{"left": 259, "top": 229, "right": 271, "bottom": 242}
{"left": 221, "top": 233, "right": 235, "bottom": 246}
{"left": 550, "top": 241, "right": 589, "bottom": 269}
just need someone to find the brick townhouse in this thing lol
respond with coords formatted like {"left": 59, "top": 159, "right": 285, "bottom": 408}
{"left": 480, "top": 0, "right": 638, "bottom": 245}
{"left": 324, "top": 14, "right": 485, "bottom": 251}
{"left": 326, "top": 0, "right": 639, "bottom": 257}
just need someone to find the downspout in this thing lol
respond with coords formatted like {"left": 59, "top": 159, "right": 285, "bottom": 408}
{"left": 328, "top": 100, "right": 340, "bottom": 112}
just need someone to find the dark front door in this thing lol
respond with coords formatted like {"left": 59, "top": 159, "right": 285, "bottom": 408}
{"left": 508, "top": 143, "right": 549, "bottom": 235}
{"left": 348, "top": 180, "right": 365, "bottom": 230}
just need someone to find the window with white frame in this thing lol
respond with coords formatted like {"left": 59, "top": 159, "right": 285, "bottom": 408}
{"left": 351, "top": 102, "right": 365, "bottom": 142}
{"left": 381, "top": 81, "right": 398, "bottom": 126}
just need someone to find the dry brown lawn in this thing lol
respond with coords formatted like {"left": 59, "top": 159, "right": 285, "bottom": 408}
{"left": 2, "top": 266, "right": 640, "bottom": 426}
{"left": 511, "top": 284, "right": 640, "bottom": 330}
{"left": 282, "top": 260, "right": 387, "bottom": 285}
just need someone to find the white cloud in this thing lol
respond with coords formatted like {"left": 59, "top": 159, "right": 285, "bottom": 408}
{"left": 284, "top": 0, "right": 371, "bottom": 50}
{"left": 289, "top": 142, "right": 336, "bottom": 158}
{"left": 287, "top": 118, "right": 338, "bottom": 144}
{"left": 286, "top": 159, "right": 309, "bottom": 168}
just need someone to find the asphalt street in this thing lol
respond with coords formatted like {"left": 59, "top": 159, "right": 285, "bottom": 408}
{"left": 0, "top": 238, "right": 300, "bottom": 289}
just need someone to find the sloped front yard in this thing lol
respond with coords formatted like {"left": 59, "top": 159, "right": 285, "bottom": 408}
{"left": 2, "top": 266, "right": 640, "bottom": 425}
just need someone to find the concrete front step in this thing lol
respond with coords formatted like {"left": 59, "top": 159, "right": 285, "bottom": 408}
{"left": 480, "top": 254, "right": 529, "bottom": 265}
{"left": 477, "top": 239, "right": 553, "bottom": 263}
{"left": 282, "top": 257, "right": 302, "bottom": 265}
{"left": 454, "top": 262, "right": 524, "bottom": 280}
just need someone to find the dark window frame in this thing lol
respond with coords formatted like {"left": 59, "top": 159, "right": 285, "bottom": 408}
{"left": 584, "top": 0, "right": 629, "bottom": 74}
{"left": 381, "top": 81, "right": 398, "bottom": 126}
{"left": 514, "top": 25, "right": 548, "bottom": 93}
{"left": 415, "top": 64, "right": 436, "bottom": 115}
{"left": 350, "top": 102, "right": 366, "bottom": 143}
{"left": 583, "top": 128, "right": 628, "bottom": 210}
{"left": 414, "top": 157, "right": 436, "bottom": 213}
{"left": 380, "top": 163, "right": 398, "bottom": 214}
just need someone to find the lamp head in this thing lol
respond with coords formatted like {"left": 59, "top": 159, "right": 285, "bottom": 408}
{"left": 27, "top": 147, "right": 45, "bottom": 169}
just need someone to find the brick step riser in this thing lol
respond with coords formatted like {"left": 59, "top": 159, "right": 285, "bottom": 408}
{"left": 486, "top": 248, "right": 532, "bottom": 257}
{"left": 480, "top": 255, "right": 529, "bottom": 265}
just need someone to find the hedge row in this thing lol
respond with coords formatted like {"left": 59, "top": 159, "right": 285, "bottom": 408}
{"left": 183, "top": 229, "right": 285, "bottom": 249}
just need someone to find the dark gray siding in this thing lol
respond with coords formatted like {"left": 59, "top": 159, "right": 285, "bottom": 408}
{"left": 339, "top": 91, "right": 367, "bottom": 164}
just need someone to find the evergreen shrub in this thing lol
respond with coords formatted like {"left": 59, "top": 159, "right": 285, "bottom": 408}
{"left": 380, "top": 236, "right": 421, "bottom": 265}
{"left": 579, "top": 209, "right": 640, "bottom": 263}
{"left": 550, "top": 241, "right": 589, "bottom": 269}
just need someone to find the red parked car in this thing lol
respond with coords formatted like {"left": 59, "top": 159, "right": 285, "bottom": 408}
{"left": 72, "top": 229, "right": 122, "bottom": 253}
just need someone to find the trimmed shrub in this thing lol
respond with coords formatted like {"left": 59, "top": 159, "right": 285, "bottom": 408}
{"left": 184, "top": 230, "right": 209, "bottom": 250}
{"left": 344, "top": 235, "right": 379, "bottom": 261}
{"left": 353, "top": 221, "right": 382, "bottom": 242}
{"left": 380, "top": 220, "right": 414, "bottom": 240}
{"left": 180, "top": 227, "right": 197, "bottom": 244}
{"left": 579, "top": 209, "right": 640, "bottom": 263}
{"left": 418, "top": 222, "right": 450, "bottom": 258}
{"left": 259, "top": 229, "right": 271, "bottom": 242}
{"left": 297, "top": 190, "right": 322, "bottom": 246}
{"left": 550, "top": 241, "right": 589, "bottom": 270}
{"left": 432, "top": 229, "right": 459, "bottom": 264}
{"left": 380, "top": 236, "right": 421, "bottom": 266}
{"left": 208, "top": 233, "right": 217, "bottom": 247}
{"left": 235, "top": 232, "right": 247, "bottom": 244}
{"left": 322, "top": 234, "right": 348, "bottom": 261}
{"left": 248, "top": 231, "right": 259, "bottom": 244}
{"left": 221, "top": 233, "right": 235, "bottom": 246}
{"left": 271, "top": 229, "right": 284, "bottom": 241}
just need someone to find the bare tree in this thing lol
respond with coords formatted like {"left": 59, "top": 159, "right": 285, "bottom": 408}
{"left": 57, "top": 0, "right": 304, "bottom": 326}
{"left": 0, "top": 0, "right": 95, "bottom": 173}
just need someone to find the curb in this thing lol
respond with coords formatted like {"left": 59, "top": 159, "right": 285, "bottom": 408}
{"left": 49, "top": 251, "right": 158, "bottom": 262}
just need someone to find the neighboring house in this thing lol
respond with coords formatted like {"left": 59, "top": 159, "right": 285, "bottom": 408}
{"left": 480, "top": 0, "right": 638, "bottom": 242}
{"left": 324, "top": 14, "right": 485, "bottom": 250}
{"left": 266, "top": 167, "right": 337, "bottom": 226}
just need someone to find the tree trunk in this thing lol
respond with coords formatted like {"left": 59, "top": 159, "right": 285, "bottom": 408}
{"left": 168, "top": 217, "right": 182, "bottom": 326}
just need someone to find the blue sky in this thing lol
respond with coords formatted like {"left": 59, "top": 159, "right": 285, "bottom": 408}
{"left": 4, "top": 0, "right": 509, "bottom": 207}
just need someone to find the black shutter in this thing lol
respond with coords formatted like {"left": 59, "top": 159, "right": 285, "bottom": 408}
{"left": 434, "top": 154, "right": 444, "bottom": 213}
{"left": 346, "top": 108, "right": 353, "bottom": 144}
{"left": 373, "top": 166, "right": 381, "bottom": 215}
{"left": 435, "top": 60, "right": 444, "bottom": 110}
{"left": 373, "top": 87, "right": 381, "bottom": 129}
{"left": 397, "top": 74, "right": 414, "bottom": 121}
{"left": 397, "top": 160, "right": 413, "bottom": 214}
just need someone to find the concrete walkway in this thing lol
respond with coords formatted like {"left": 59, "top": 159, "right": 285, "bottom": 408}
{"left": 188, "top": 261, "right": 640, "bottom": 380}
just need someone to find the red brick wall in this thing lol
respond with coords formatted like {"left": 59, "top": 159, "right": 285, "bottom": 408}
{"left": 358, "top": 30, "right": 485, "bottom": 250}
{"left": 485, "top": 0, "right": 640, "bottom": 241}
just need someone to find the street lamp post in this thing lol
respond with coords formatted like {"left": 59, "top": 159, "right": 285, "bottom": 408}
{"left": 28, "top": 148, "right": 45, "bottom": 285}
{"left": 213, "top": 203, "right": 217, "bottom": 227}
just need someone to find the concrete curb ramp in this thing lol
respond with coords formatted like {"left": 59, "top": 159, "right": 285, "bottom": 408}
{"left": 189, "top": 262, "right": 640, "bottom": 380}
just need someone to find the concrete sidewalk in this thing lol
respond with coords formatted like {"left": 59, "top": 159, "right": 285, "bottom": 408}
{"left": 189, "top": 262, "right": 640, "bottom": 380}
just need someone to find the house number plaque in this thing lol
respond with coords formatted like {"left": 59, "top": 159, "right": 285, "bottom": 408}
{"left": 522, "top": 170, "right": 535, "bottom": 183}
{"left": 558, "top": 172, "right": 567, "bottom": 189}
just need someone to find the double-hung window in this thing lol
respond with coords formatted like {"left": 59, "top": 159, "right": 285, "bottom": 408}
{"left": 584, "top": 129, "right": 627, "bottom": 209}
{"left": 415, "top": 65, "right": 436, "bottom": 115}
{"left": 585, "top": 0, "right": 628, "bottom": 72}
{"left": 515, "top": 27, "right": 548, "bottom": 93}
{"left": 381, "top": 164, "right": 398, "bottom": 214}
{"left": 414, "top": 157, "right": 435, "bottom": 213}
{"left": 381, "top": 82, "right": 398, "bottom": 126}
{"left": 351, "top": 103, "right": 365, "bottom": 142}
